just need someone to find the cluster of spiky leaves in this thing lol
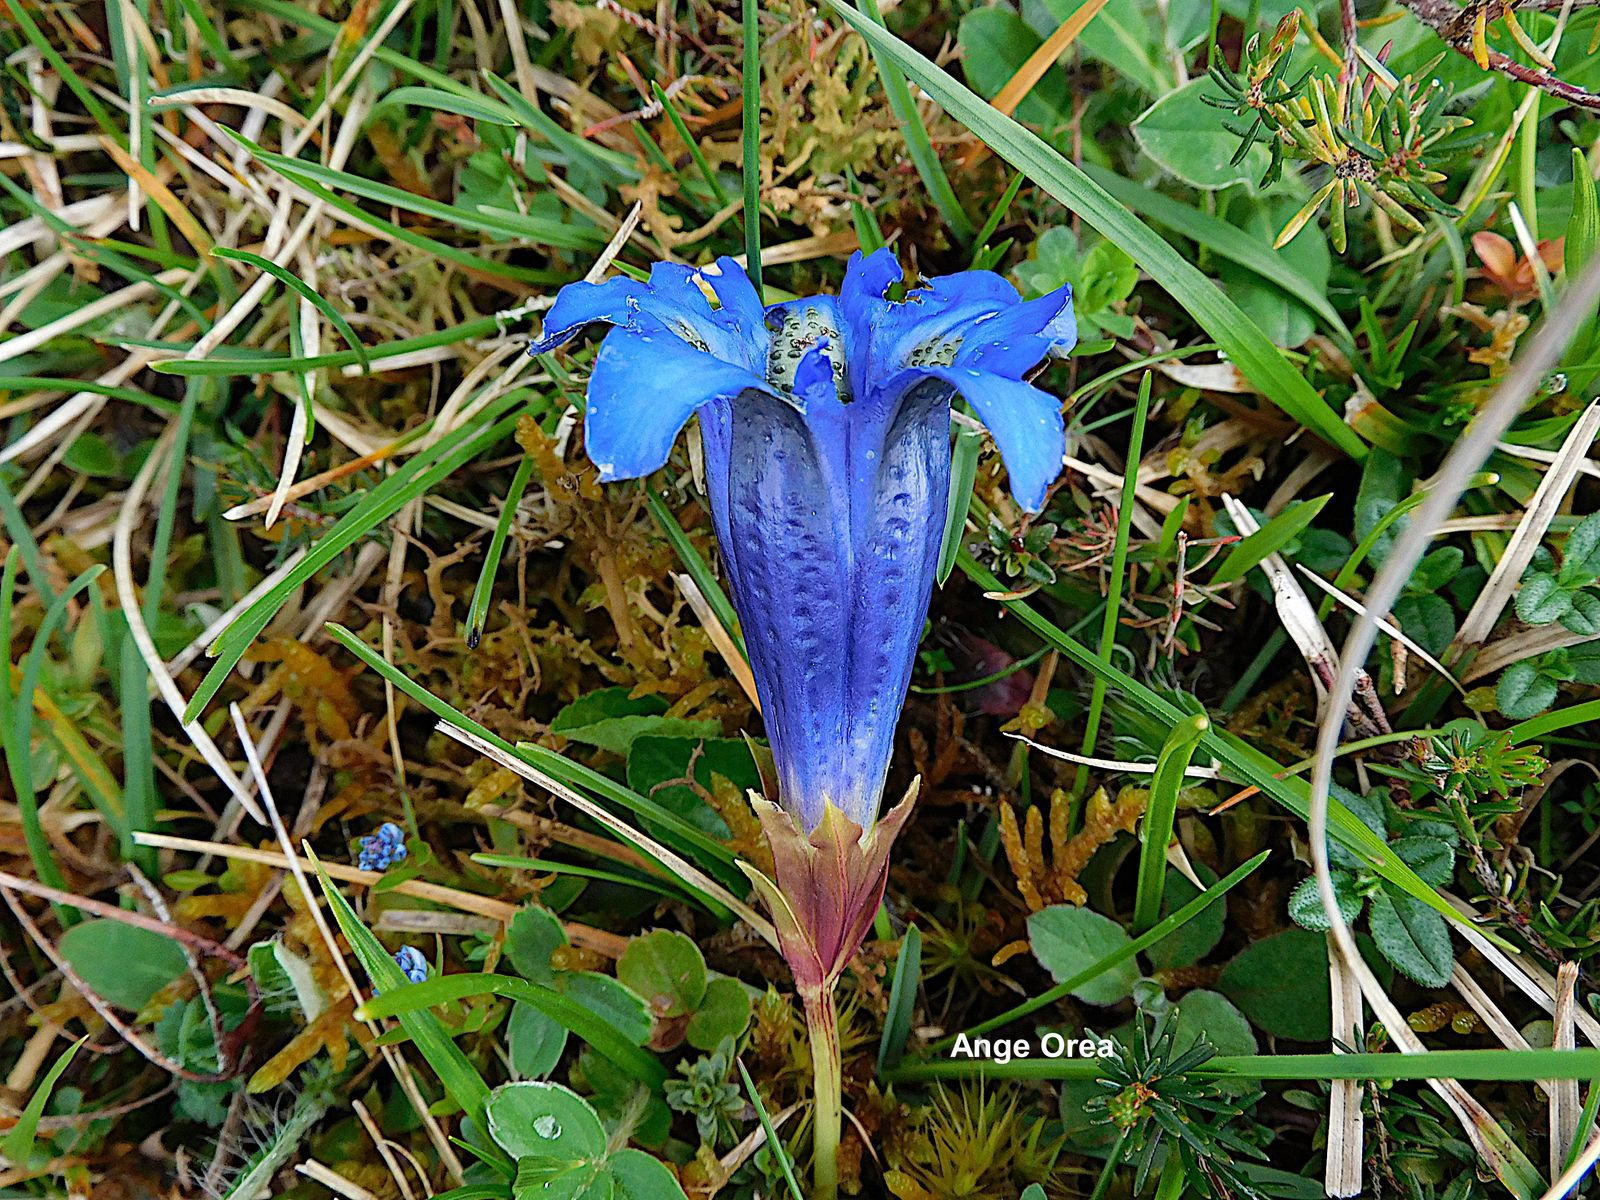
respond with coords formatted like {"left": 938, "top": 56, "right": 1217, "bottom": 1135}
{"left": 1205, "top": 12, "right": 1471, "bottom": 251}
{"left": 1086, "top": 1012, "right": 1269, "bottom": 1200}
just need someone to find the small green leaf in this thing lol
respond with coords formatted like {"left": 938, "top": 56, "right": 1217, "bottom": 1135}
{"left": 1368, "top": 888, "right": 1454, "bottom": 988}
{"left": 626, "top": 736, "right": 757, "bottom": 839}
{"left": 1172, "top": 989, "right": 1257, "bottom": 1057}
{"left": 506, "top": 905, "right": 567, "bottom": 984}
{"left": 1568, "top": 640, "right": 1600, "bottom": 684}
{"left": 685, "top": 977, "right": 752, "bottom": 1051}
{"left": 1218, "top": 929, "right": 1331, "bottom": 1041}
{"left": 488, "top": 1081, "right": 607, "bottom": 1161}
{"left": 1027, "top": 906, "right": 1137, "bottom": 1006}
{"left": 608, "top": 1148, "right": 689, "bottom": 1200}
{"left": 57, "top": 920, "right": 187, "bottom": 1011}
{"left": 617, "top": 930, "right": 707, "bottom": 1020}
{"left": 1498, "top": 661, "right": 1559, "bottom": 720}
{"left": 1390, "top": 836, "right": 1455, "bottom": 887}
{"left": 1287, "top": 873, "right": 1364, "bottom": 932}
{"left": 1518, "top": 573, "right": 1575, "bottom": 625}
{"left": 508, "top": 1002, "right": 568, "bottom": 1080}
{"left": 1133, "top": 78, "right": 1269, "bottom": 191}
{"left": 64, "top": 432, "right": 120, "bottom": 477}
{"left": 1562, "top": 513, "right": 1600, "bottom": 586}
{"left": 551, "top": 688, "right": 718, "bottom": 757}
{"left": 1563, "top": 590, "right": 1600, "bottom": 636}
{"left": 957, "top": 7, "right": 1071, "bottom": 128}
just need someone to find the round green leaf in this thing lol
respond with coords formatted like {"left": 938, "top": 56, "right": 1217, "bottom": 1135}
{"left": 617, "top": 930, "right": 707, "bottom": 1019}
{"left": 1133, "top": 78, "right": 1269, "bottom": 190}
{"left": 607, "top": 1148, "right": 689, "bottom": 1200}
{"left": 57, "top": 920, "right": 187, "bottom": 1011}
{"left": 487, "top": 1081, "right": 606, "bottom": 1162}
{"left": 685, "top": 977, "right": 753, "bottom": 1051}
{"left": 1026, "top": 906, "right": 1137, "bottom": 1006}
{"left": 1498, "top": 661, "right": 1558, "bottom": 720}
{"left": 1218, "top": 929, "right": 1331, "bottom": 1041}
{"left": 506, "top": 905, "right": 567, "bottom": 984}
{"left": 1173, "top": 989, "right": 1257, "bottom": 1057}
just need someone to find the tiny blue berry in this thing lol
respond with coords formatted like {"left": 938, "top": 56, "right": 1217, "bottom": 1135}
{"left": 393, "top": 945, "right": 428, "bottom": 984}
{"left": 357, "top": 821, "right": 408, "bottom": 872}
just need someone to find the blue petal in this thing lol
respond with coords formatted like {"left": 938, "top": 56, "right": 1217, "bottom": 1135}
{"left": 585, "top": 330, "right": 771, "bottom": 480}
{"left": 529, "top": 256, "right": 767, "bottom": 374}
{"left": 528, "top": 274, "right": 653, "bottom": 354}
{"left": 715, "top": 364, "right": 950, "bottom": 830}
{"left": 884, "top": 366, "right": 1066, "bottom": 512}
{"left": 718, "top": 390, "right": 853, "bottom": 831}
{"left": 950, "top": 283, "right": 1076, "bottom": 377}
{"left": 837, "top": 248, "right": 904, "bottom": 330}
{"left": 837, "top": 380, "right": 950, "bottom": 811}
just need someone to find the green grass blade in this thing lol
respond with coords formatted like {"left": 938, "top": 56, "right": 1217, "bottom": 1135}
{"left": 1084, "top": 164, "right": 1352, "bottom": 344}
{"left": 0, "top": 377, "right": 178, "bottom": 414}
{"left": 0, "top": 1036, "right": 85, "bottom": 1165}
{"left": 152, "top": 310, "right": 535, "bottom": 377}
{"left": 1210, "top": 493, "right": 1330, "bottom": 586}
{"left": 738, "top": 1059, "right": 805, "bottom": 1200}
{"left": 308, "top": 852, "right": 502, "bottom": 1139}
{"left": 370, "top": 84, "right": 518, "bottom": 124}
{"left": 211, "top": 248, "right": 371, "bottom": 372}
{"left": 0, "top": 474, "right": 55, "bottom": 608}
{"left": 936, "top": 430, "right": 981, "bottom": 588}
{"left": 1132, "top": 712, "right": 1210, "bottom": 934}
{"left": 184, "top": 400, "right": 526, "bottom": 721}
{"left": 243, "top": 141, "right": 605, "bottom": 251}
{"left": 970, "top": 172, "right": 1025, "bottom": 268}
{"left": 0, "top": 0, "right": 118, "bottom": 133}
{"left": 465, "top": 454, "right": 534, "bottom": 648}
{"left": 645, "top": 485, "right": 743, "bottom": 657}
{"left": 925, "top": 851, "right": 1268, "bottom": 1052}
{"left": 471, "top": 852, "right": 701, "bottom": 904}
{"left": 7, "top": 566, "right": 107, "bottom": 919}
{"left": 888, "top": 1046, "right": 1600, "bottom": 1084}
{"left": 822, "top": 0, "right": 1366, "bottom": 459}
{"left": 1508, "top": 699, "right": 1600, "bottom": 746}
{"left": 356, "top": 972, "right": 667, "bottom": 1087}
{"left": 877, "top": 924, "right": 921, "bottom": 1072}
{"left": 1074, "top": 373, "right": 1150, "bottom": 806}
{"left": 479, "top": 74, "right": 641, "bottom": 182}
{"left": 652, "top": 82, "right": 731, "bottom": 208}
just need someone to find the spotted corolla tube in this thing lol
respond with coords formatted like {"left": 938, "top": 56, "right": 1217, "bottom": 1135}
{"left": 530, "top": 248, "right": 1074, "bottom": 992}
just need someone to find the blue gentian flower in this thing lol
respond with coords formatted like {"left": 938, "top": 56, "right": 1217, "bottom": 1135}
{"left": 530, "top": 249, "right": 1074, "bottom": 843}
{"left": 357, "top": 822, "right": 408, "bottom": 872}
{"left": 393, "top": 945, "right": 428, "bottom": 984}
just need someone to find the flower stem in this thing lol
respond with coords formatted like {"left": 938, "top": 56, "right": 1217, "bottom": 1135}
{"left": 803, "top": 984, "right": 842, "bottom": 1200}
